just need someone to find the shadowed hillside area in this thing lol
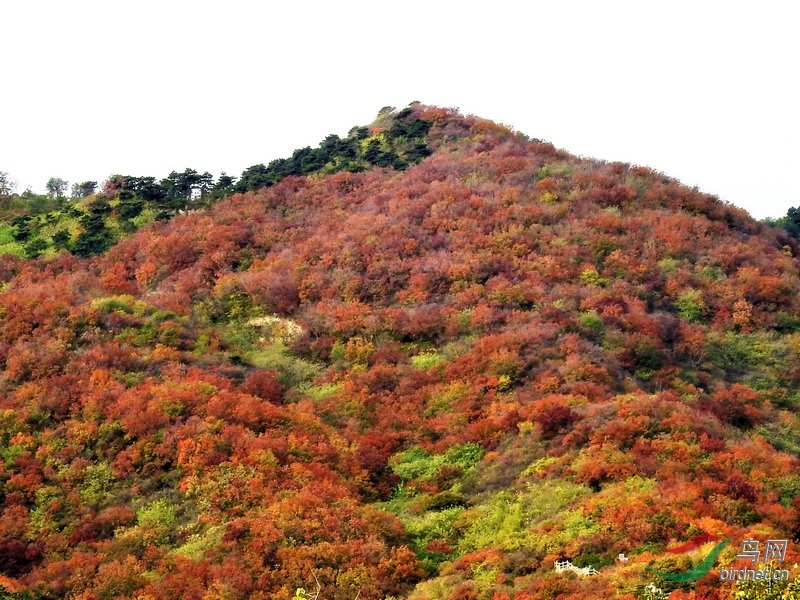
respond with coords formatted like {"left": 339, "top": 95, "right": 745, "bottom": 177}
{"left": 0, "top": 106, "right": 798, "bottom": 599}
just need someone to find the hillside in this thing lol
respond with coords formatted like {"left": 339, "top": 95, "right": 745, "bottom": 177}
{"left": 0, "top": 106, "right": 432, "bottom": 260}
{"left": 0, "top": 105, "right": 798, "bottom": 600}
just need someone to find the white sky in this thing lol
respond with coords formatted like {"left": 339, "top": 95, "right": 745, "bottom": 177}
{"left": 2, "top": 1, "right": 797, "bottom": 219}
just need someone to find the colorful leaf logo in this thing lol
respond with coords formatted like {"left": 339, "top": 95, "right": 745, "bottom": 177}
{"left": 647, "top": 538, "right": 731, "bottom": 583}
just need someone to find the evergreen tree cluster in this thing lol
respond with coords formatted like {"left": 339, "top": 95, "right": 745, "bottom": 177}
{"left": 0, "top": 107, "right": 433, "bottom": 258}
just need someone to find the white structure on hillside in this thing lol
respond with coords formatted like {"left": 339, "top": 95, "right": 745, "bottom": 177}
{"left": 554, "top": 559, "right": 598, "bottom": 577}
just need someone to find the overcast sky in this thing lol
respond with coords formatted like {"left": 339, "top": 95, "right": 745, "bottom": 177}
{"left": 2, "top": 1, "right": 797, "bottom": 219}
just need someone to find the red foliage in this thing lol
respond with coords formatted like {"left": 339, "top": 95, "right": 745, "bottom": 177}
{"left": 703, "top": 384, "right": 765, "bottom": 428}
{"left": 532, "top": 397, "right": 580, "bottom": 439}
{"left": 240, "top": 369, "right": 282, "bottom": 402}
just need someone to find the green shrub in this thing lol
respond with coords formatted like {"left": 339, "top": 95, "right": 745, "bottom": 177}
{"left": 90, "top": 295, "right": 141, "bottom": 315}
{"left": 697, "top": 265, "right": 725, "bottom": 281}
{"left": 443, "top": 443, "right": 484, "bottom": 470}
{"left": 390, "top": 444, "right": 484, "bottom": 483}
{"left": 244, "top": 343, "right": 321, "bottom": 387}
{"left": 411, "top": 351, "right": 444, "bottom": 370}
{"left": 390, "top": 446, "right": 442, "bottom": 482}
{"left": 578, "top": 311, "right": 604, "bottom": 338}
{"left": 580, "top": 268, "right": 607, "bottom": 287}
{"left": 424, "top": 491, "right": 469, "bottom": 511}
{"left": 80, "top": 462, "right": 115, "bottom": 507}
{"left": 303, "top": 381, "right": 342, "bottom": 400}
{"left": 135, "top": 498, "right": 177, "bottom": 545}
{"left": 675, "top": 289, "right": 707, "bottom": 322}
{"left": 457, "top": 491, "right": 528, "bottom": 552}
{"left": 774, "top": 311, "right": 800, "bottom": 332}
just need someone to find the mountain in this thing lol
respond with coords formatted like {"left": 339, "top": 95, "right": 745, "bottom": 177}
{"left": 0, "top": 105, "right": 798, "bottom": 600}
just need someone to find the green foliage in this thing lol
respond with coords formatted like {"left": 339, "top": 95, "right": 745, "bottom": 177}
{"left": 766, "top": 205, "right": 800, "bottom": 240}
{"left": 424, "top": 491, "right": 469, "bottom": 511}
{"left": 79, "top": 462, "right": 116, "bottom": 507}
{"left": 0, "top": 170, "right": 15, "bottom": 195}
{"left": 580, "top": 267, "right": 607, "bottom": 287}
{"left": 705, "top": 330, "right": 788, "bottom": 385}
{"left": 717, "top": 497, "right": 761, "bottom": 526}
{"left": 578, "top": 310, "right": 604, "bottom": 339}
{"left": 424, "top": 381, "right": 470, "bottom": 417}
{"left": 0, "top": 441, "right": 25, "bottom": 467}
{"left": 675, "top": 288, "right": 707, "bottom": 322}
{"left": 0, "top": 586, "right": 28, "bottom": 600}
{"left": 328, "top": 339, "right": 346, "bottom": 364}
{"left": 117, "top": 323, "right": 158, "bottom": 347}
{"left": 771, "top": 473, "right": 800, "bottom": 506}
{"left": 732, "top": 566, "right": 800, "bottom": 598}
{"left": 233, "top": 108, "right": 431, "bottom": 194}
{"left": 71, "top": 180, "right": 97, "bottom": 198}
{"left": 342, "top": 336, "right": 375, "bottom": 365}
{"left": 697, "top": 264, "right": 725, "bottom": 281}
{"left": 130, "top": 206, "right": 158, "bottom": 229}
{"left": 657, "top": 257, "right": 679, "bottom": 274}
{"left": 1, "top": 190, "right": 63, "bottom": 217}
{"left": 398, "top": 505, "right": 465, "bottom": 572}
{"left": 134, "top": 498, "right": 177, "bottom": 545}
{"left": 244, "top": 343, "right": 322, "bottom": 387}
{"left": 519, "top": 456, "right": 558, "bottom": 478}
{"left": 302, "top": 381, "right": 342, "bottom": 400}
{"left": 292, "top": 587, "right": 312, "bottom": 600}
{"left": 645, "top": 555, "right": 694, "bottom": 594}
{"left": 0, "top": 223, "right": 25, "bottom": 256}
{"left": 755, "top": 422, "right": 800, "bottom": 456}
{"left": 571, "top": 551, "right": 613, "bottom": 569}
{"left": 773, "top": 310, "right": 800, "bottom": 332}
{"left": 205, "top": 289, "right": 260, "bottom": 323}
{"left": 457, "top": 491, "right": 528, "bottom": 552}
{"left": 91, "top": 294, "right": 147, "bottom": 315}
{"left": 172, "top": 524, "right": 224, "bottom": 559}
{"left": 389, "top": 443, "right": 484, "bottom": 483}
{"left": 0, "top": 195, "right": 105, "bottom": 257}
{"left": 390, "top": 446, "right": 441, "bottom": 482}
{"left": 72, "top": 198, "right": 114, "bottom": 256}
{"left": 410, "top": 351, "right": 444, "bottom": 370}
{"left": 28, "top": 485, "right": 67, "bottom": 535}
{"left": 45, "top": 177, "right": 68, "bottom": 198}
{"left": 443, "top": 443, "right": 484, "bottom": 470}
{"left": 624, "top": 476, "right": 656, "bottom": 493}
{"left": 539, "top": 191, "right": 559, "bottom": 204}
{"left": 538, "top": 161, "right": 573, "bottom": 177}
{"left": 457, "top": 480, "right": 592, "bottom": 554}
